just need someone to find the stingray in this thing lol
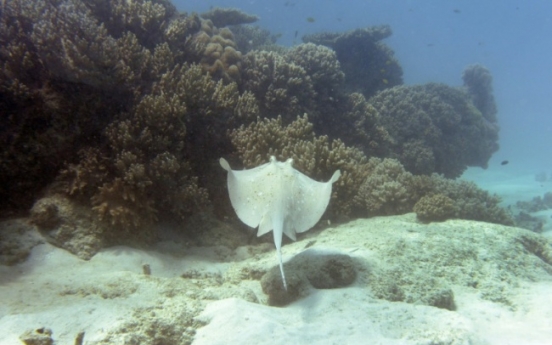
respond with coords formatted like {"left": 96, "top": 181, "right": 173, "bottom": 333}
{"left": 220, "top": 156, "right": 341, "bottom": 290}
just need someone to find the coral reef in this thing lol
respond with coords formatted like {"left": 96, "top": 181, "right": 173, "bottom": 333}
{"left": 285, "top": 43, "right": 344, "bottom": 103}
{"left": 516, "top": 192, "right": 552, "bottom": 213}
{"left": 229, "top": 25, "right": 279, "bottom": 54}
{"left": 325, "top": 92, "right": 392, "bottom": 157}
{"left": 0, "top": 0, "right": 252, "bottom": 233}
{"left": 0, "top": 0, "right": 139, "bottom": 213}
{"left": 63, "top": 63, "right": 247, "bottom": 232}
{"left": 368, "top": 83, "right": 499, "bottom": 178}
{"left": 201, "top": 7, "right": 259, "bottom": 27}
{"left": 419, "top": 174, "right": 514, "bottom": 225}
{"left": 241, "top": 50, "right": 316, "bottom": 120}
{"left": 303, "top": 25, "right": 403, "bottom": 98}
{"left": 354, "top": 158, "right": 419, "bottom": 216}
{"left": 351, "top": 158, "right": 513, "bottom": 225}
{"left": 229, "top": 115, "right": 371, "bottom": 216}
{"left": 230, "top": 115, "right": 510, "bottom": 224}
{"left": 194, "top": 20, "right": 243, "bottom": 83}
{"left": 413, "top": 194, "right": 457, "bottom": 222}
{"left": 1, "top": 0, "right": 511, "bottom": 258}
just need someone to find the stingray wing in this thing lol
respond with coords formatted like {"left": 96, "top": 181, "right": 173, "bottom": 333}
{"left": 219, "top": 158, "right": 278, "bottom": 229}
{"left": 288, "top": 169, "right": 341, "bottom": 234}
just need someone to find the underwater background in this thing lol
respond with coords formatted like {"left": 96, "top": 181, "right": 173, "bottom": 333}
{"left": 1, "top": 0, "right": 552, "bottom": 344}
{"left": 181, "top": 0, "right": 552, "bottom": 172}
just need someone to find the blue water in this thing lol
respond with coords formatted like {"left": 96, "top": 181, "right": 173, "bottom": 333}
{"left": 177, "top": 0, "right": 552, "bottom": 173}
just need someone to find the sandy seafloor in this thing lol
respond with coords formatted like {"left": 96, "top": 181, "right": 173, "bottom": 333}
{"left": 1, "top": 166, "right": 552, "bottom": 345}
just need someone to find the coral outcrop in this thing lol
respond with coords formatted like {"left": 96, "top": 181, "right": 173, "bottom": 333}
{"left": 368, "top": 83, "right": 499, "bottom": 178}
{"left": 241, "top": 50, "right": 316, "bottom": 120}
{"left": 354, "top": 158, "right": 419, "bottom": 216}
{"left": 285, "top": 43, "right": 344, "bottom": 104}
{"left": 325, "top": 92, "right": 392, "bottom": 157}
{"left": 351, "top": 158, "right": 512, "bottom": 224}
{"left": 413, "top": 194, "right": 457, "bottom": 222}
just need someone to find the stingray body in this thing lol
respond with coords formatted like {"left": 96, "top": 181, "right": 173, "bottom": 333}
{"left": 220, "top": 156, "right": 341, "bottom": 290}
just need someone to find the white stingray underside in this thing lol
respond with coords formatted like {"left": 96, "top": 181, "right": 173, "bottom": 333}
{"left": 220, "top": 157, "right": 340, "bottom": 241}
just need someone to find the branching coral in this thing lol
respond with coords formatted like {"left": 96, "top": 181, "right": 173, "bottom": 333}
{"left": 285, "top": 43, "right": 344, "bottom": 102}
{"left": 353, "top": 158, "right": 418, "bottom": 216}
{"left": 78, "top": 63, "right": 247, "bottom": 230}
{"left": 368, "top": 83, "right": 499, "bottom": 178}
{"left": 0, "top": 0, "right": 255, "bottom": 228}
{"left": 413, "top": 194, "right": 457, "bottom": 222}
{"left": 52, "top": 61, "right": 250, "bottom": 243}
{"left": 321, "top": 92, "right": 392, "bottom": 157}
{"left": 0, "top": 0, "right": 141, "bottom": 212}
{"left": 241, "top": 50, "right": 316, "bottom": 120}
{"left": 83, "top": 0, "right": 177, "bottom": 49}
{"left": 351, "top": 158, "right": 512, "bottom": 224}
{"left": 195, "top": 20, "right": 243, "bottom": 83}
{"left": 229, "top": 115, "right": 510, "bottom": 224}
{"left": 303, "top": 25, "right": 403, "bottom": 98}
{"left": 229, "top": 114, "right": 371, "bottom": 216}
{"left": 91, "top": 178, "right": 158, "bottom": 231}
{"left": 423, "top": 175, "right": 514, "bottom": 225}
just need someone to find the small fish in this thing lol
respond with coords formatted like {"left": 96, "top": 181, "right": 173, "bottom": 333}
{"left": 294, "top": 30, "right": 298, "bottom": 38}
{"left": 501, "top": 160, "right": 509, "bottom": 166}
{"left": 427, "top": 43, "right": 434, "bottom": 47}
{"left": 382, "top": 78, "right": 388, "bottom": 84}
{"left": 453, "top": 9, "right": 461, "bottom": 13}
{"left": 306, "top": 17, "right": 315, "bottom": 23}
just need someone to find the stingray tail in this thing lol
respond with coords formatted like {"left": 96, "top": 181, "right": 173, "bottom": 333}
{"left": 277, "top": 249, "right": 288, "bottom": 291}
{"left": 271, "top": 223, "right": 288, "bottom": 291}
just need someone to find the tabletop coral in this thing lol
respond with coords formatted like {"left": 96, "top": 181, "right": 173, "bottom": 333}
{"left": 201, "top": 7, "right": 259, "bottom": 28}
{"left": 303, "top": 25, "right": 403, "bottom": 98}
